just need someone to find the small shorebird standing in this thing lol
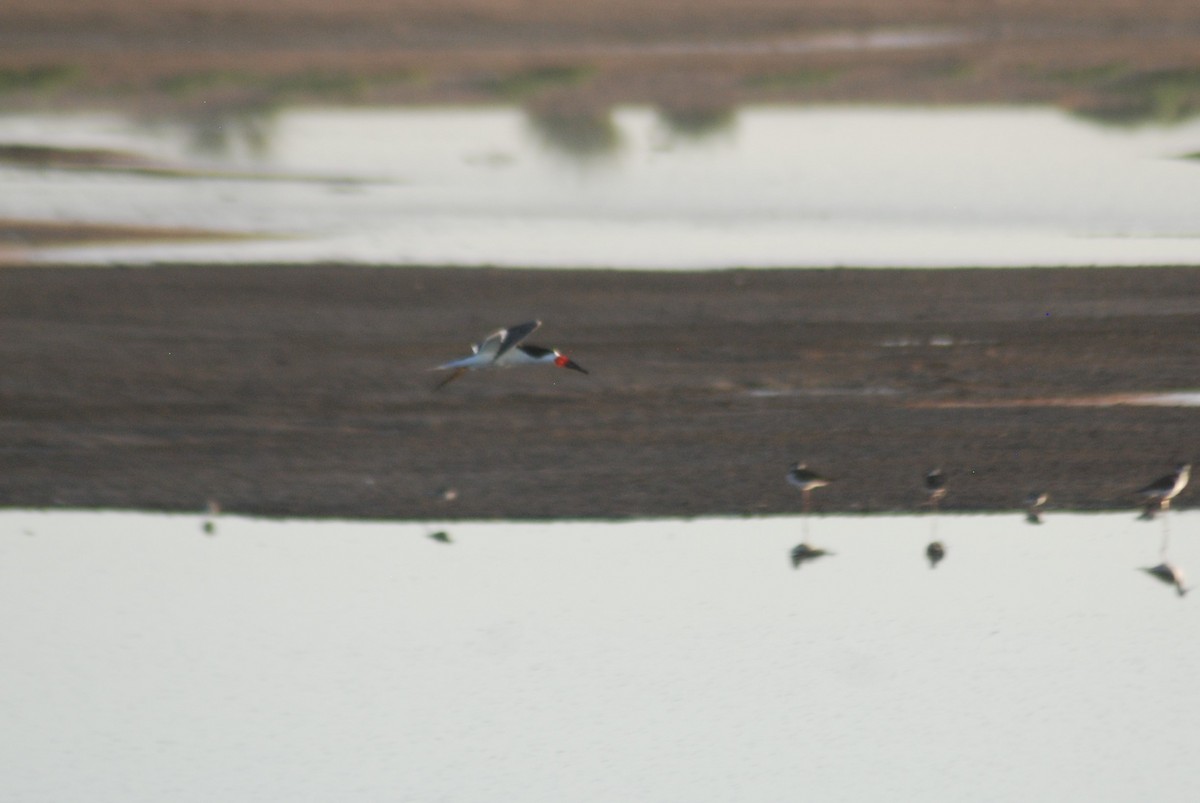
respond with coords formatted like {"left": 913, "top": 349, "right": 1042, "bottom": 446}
{"left": 202, "top": 498, "right": 220, "bottom": 536}
{"left": 787, "top": 463, "right": 830, "bottom": 514}
{"left": 1024, "top": 490, "right": 1048, "bottom": 525}
{"left": 787, "top": 462, "right": 831, "bottom": 544}
{"left": 1135, "top": 462, "right": 1190, "bottom": 519}
{"left": 1141, "top": 562, "right": 1189, "bottom": 597}
{"left": 924, "top": 468, "right": 947, "bottom": 511}
{"left": 925, "top": 541, "right": 946, "bottom": 568}
{"left": 923, "top": 467, "right": 947, "bottom": 539}
{"left": 433, "top": 320, "right": 588, "bottom": 390}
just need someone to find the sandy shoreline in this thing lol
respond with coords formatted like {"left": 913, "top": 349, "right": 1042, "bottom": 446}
{"left": 3, "top": 1, "right": 1200, "bottom": 123}
{"left": 1, "top": 264, "right": 1195, "bottom": 520}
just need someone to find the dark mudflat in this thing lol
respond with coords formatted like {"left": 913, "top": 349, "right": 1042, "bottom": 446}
{"left": 1, "top": 264, "right": 1195, "bottom": 519}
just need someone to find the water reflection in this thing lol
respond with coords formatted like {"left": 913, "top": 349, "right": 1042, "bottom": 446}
{"left": 151, "top": 105, "right": 277, "bottom": 161}
{"left": 1142, "top": 562, "right": 1190, "bottom": 596}
{"left": 654, "top": 105, "right": 737, "bottom": 142}
{"left": 1066, "top": 66, "right": 1200, "bottom": 127}
{"left": 8, "top": 104, "right": 1200, "bottom": 268}
{"left": 525, "top": 105, "right": 622, "bottom": 161}
{"left": 789, "top": 541, "right": 833, "bottom": 568}
{"left": 0, "top": 508, "right": 1196, "bottom": 800}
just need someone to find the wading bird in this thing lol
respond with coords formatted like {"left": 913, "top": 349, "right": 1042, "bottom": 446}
{"left": 787, "top": 462, "right": 831, "bottom": 545}
{"left": 787, "top": 463, "right": 830, "bottom": 514}
{"left": 1025, "top": 490, "right": 1048, "bottom": 525}
{"left": 924, "top": 468, "right": 947, "bottom": 511}
{"left": 1135, "top": 463, "right": 1190, "bottom": 518}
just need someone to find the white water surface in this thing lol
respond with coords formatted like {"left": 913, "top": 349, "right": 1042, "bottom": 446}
{"left": 0, "top": 509, "right": 1196, "bottom": 802}
{"left": 5, "top": 106, "right": 1200, "bottom": 268}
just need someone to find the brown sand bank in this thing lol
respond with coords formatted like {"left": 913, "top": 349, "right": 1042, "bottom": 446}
{"left": 0, "top": 264, "right": 1195, "bottom": 519}
{"left": 2, "top": 1, "right": 1200, "bottom": 122}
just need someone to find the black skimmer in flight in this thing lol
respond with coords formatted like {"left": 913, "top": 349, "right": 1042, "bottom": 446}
{"left": 1135, "top": 463, "right": 1190, "bottom": 519}
{"left": 433, "top": 320, "right": 588, "bottom": 390}
{"left": 1024, "top": 490, "right": 1048, "bottom": 525}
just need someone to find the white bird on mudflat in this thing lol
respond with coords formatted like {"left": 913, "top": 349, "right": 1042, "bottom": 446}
{"left": 433, "top": 320, "right": 588, "bottom": 390}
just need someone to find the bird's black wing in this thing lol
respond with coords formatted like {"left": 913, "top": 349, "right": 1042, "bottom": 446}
{"left": 494, "top": 320, "right": 541, "bottom": 360}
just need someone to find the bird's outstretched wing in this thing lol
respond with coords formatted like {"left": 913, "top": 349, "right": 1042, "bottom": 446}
{"left": 475, "top": 320, "right": 541, "bottom": 360}
{"left": 1137, "top": 473, "right": 1174, "bottom": 496}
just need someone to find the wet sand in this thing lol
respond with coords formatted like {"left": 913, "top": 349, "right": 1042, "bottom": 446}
{"left": 4, "top": 1, "right": 1200, "bottom": 119}
{"left": 1, "top": 264, "right": 1196, "bottom": 519}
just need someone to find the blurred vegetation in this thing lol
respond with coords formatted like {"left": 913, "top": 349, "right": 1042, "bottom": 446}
{"left": 918, "top": 57, "right": 974, "bottom": 80}
{"left": 479, "top": 65, "right": 595, "bottom": 100}
{"left": 0, "top": 64, "right": 83, "bottom": 94}
{"left": 1031, "top": 63, "right": 1200, "bottom": 125}
{"left": 525, "top": 106, "right": 620, "bottom": 160}
{"left": 157, "top": 67, "right": 421, "bottom": 105}
{"left": 743, "top": 67, "right": 843, "bottom": 91}
{"left": 3, "top": 48, "right": 1200, "bottom": 131}
{"left": 655, "top": 106, "right": 736, "bottom": 141}
{"left": 1031, "top": 62, "right": 1132, "bottom": 86}
{"left": 1082, "top": 68, "right": 1200, "bottom": 125}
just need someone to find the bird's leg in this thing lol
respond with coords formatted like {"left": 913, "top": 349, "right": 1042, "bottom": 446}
{"left": 1160, "top": 508, "right": 1172, "bottom": 559}
{"left": 433, "top": 367, "right": 468, "bottom": 391}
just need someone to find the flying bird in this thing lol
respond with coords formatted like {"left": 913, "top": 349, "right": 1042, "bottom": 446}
{"left": 433, "top": 320, "right": 588, "bottom": 390}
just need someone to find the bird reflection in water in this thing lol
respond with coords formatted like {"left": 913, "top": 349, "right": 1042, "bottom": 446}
{"left": 790, "top": 543, "right": 833, "bottom": 569}
{"left": 1141, "top": 562, "right": 1189, "bottom": 597}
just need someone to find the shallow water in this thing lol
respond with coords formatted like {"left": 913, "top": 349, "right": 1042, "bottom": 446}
{"left": 1, "top": 509, "right": 1195, "bottom": 802}
{"left": 4, "top": 105, "right": 1200, "bottom": 268}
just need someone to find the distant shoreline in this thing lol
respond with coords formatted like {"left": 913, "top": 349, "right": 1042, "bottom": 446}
{"left": 2, "top": 1, "right": 1200, "bottom": 125}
